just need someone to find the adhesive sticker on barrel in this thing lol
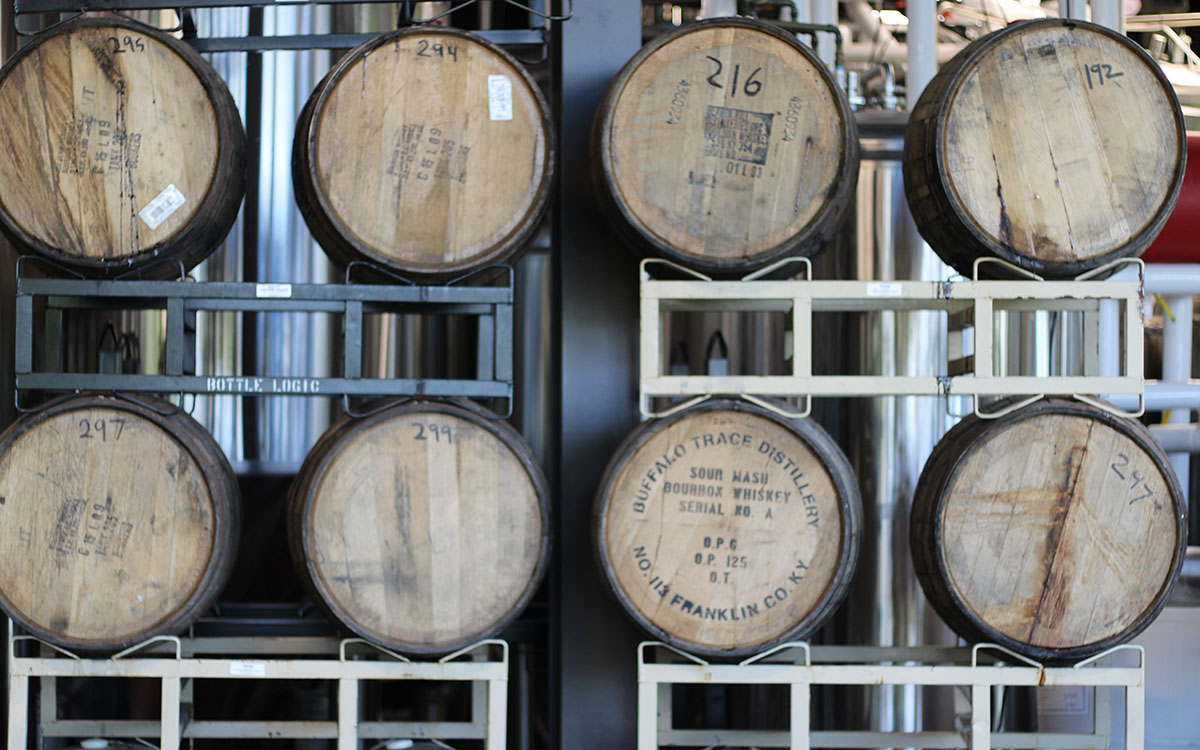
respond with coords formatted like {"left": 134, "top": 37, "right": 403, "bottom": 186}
{"left": 139, "top": 185, "right": 187, "bottom": 230}
{"left": 488, "top": 75, "right": 513, "bottom": 121}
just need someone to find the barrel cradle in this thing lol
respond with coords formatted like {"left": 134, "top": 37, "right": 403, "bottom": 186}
{"left": 0, "top": 15, "right": 246, "bottom": 276}
{"left": 904, "top": 19, "right": 1186, "bottom": 279}
{"left": 287, "top": 400, "right": 550, "bottom": 656}
{"left": 592, "top": 17, "right": 859, "bottom": 276}
{"left": 292, "top": 27, "right": 555, "bottom": 280}
{"left": 594, "top": 399, "right": 861, "bottom": 658}
{"left": 0, "top": 393, "right": 240, "bottom": 652}
{"left": 911, "top": 398, "right": 1186, "bottom": 662}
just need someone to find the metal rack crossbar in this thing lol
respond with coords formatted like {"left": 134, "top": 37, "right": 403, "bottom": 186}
{"left": 8, "top": 634, "right": 510, "bottom": 749}
{"left": 637, "top": 641, "right": 1145, "bottom": 750}
{"left": 639, "top": 258, "right": 1144, "bottom": 419}
{"left": 15, "top": 274, "right": 513, "bottom": 406}
{"left": 11, "top": 0, "right": 560, "bottom": 52}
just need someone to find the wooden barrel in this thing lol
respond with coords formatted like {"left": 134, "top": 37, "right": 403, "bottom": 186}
{"left": 592, "top": 17, "right": 859, "bottom": 277}
{"left": 594, "top": 399, "right": 861, "bottom": 657}
{"left": 287, "top": 401, "right": 550, "bottom": 655}
{"left": 912, "top": 398, "right": 1187, "bottom": 662}
{"left": 904, "top": 19, "right": 1186, "bottom": 280}
{"left": 292, "top": 27, "right": 554, "bottom": 280}
{"left": 0, "top": 15, "right": 246, "bottom": 276}
{"left": 0, "top": 393, "right": 240, "bottom": 652}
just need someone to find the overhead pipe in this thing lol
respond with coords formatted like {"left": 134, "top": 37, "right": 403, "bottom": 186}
{"left": 1150, "top": 424, "right": 1200, "bottom": 453}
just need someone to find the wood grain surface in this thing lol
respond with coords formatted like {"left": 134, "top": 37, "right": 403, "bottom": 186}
{"left": 0, "top": 395, "right": 238, "bottom": 651}
{"left": 290, "top": 402, "right": 550, "bottom": 655}
{"left": 0, "top": 16, "right": 245, "bottom": 274}
{"left": 594, "top": 17, "right": 858, "bottom": 275}
{"left": 905, "top": 19, "right": 1185, "bottom": 279}
{"left": 912, "top": 399, "right": 1186, "bottom": 660}
{"left": 293, "top": 27, "right": 553, "bottom": 278}
{"left": 595, "top": 401, "right": 860, "bottom": 657}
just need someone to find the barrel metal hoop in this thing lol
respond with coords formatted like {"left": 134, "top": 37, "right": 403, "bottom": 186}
{"left": 113, "top": 256, "right": 187, "bottom": 282}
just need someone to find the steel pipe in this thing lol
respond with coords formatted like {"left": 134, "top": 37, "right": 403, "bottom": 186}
{"left": 1150, "top": 424, "right": 1200, "bottom": 453}
{"left": 1107, "top": 383, "right": 1200, "bottom": 411}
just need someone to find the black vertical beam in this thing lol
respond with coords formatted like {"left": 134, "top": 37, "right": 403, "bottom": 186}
{"left": 1, "top": 0, "right": 18, "bottom": 434}
{"left": 240, "top": 7, "right": 262, "bottom": 460}
{"left": 552, "top": 1, "right": 644, "bottom": 748}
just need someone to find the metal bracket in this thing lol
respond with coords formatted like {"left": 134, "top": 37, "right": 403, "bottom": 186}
{"left": 636, "top": 641, "right": 1145, "bottom": 750}
{"left": 8, "top": 630, "right": 511, "bottom": 750}
{"left": 14, "top": 272, "right": 514, "bottom": 408}
{"left": 639, "top": 261, "right": 1144, "bottom": 417}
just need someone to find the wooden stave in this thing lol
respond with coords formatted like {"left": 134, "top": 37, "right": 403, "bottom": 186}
{"left": 291, "top": 27, "right": 556, "bottom": 282}
{"left": 286, "top": 399, "right": 552, "bottom": 656}
{"left": 0, "top": 393, "right": 241, "bottom": 653}
{"left": 0, "top": 15, "right": 247, "bottom": 278}
{"left": 592, "top": 398, "right": 863, "bottom": 659}
{"left": 902, "top": 19, "right": 1186, "bottom": 281}
{"left": 910, "top": 398, "right": 1187, "bottom": 663}
{"left": 590, "top": 17, "right": 861, "bottom": 278}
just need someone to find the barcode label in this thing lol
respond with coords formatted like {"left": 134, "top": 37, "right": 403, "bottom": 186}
{"left": 256, "top": 283, "right": 292, "bottom": 298}
{"left": 229, "top": 661, "right": 266, "bottom": 676}
{"left": 867, "top": 282, "right": 903, "bottom": 297}
{"left": 139, "top": 185, "right": 187, "bottom": 230}
{"left": 488, "top": 75, "right": 513, "bottom": 121}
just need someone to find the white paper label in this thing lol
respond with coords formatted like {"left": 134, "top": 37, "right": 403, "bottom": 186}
{"left": 867, "top": 282, "right": 903, "bottom": 297}
{"left": 139, "top": 184, "right": 187, "bottom": 230}
{"left": 256, "top": 283, "right": 293, "bottom": 299}
{"left": 229, "top": 661, "right": 266, "bottom": 677}
{"left": 488, "top": 75, "right": 513, "bottom": 121}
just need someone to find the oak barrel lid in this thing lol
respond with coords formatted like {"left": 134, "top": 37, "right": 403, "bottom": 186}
{"left": 293, "top": 27, "right": 554, "bottom": 279}
{"left": 593, "top": 17, "right": 859, "bottom": 276}
{"left": 0, "top": 14, "right": 246, "bottom": 275}
{"left": 904, "top": 18, "right": 1185, "bottom": 278}
{"left": 0, "top": 393, "right": 240, "bottom": 652}
{"left": 912, "top": 398, "right": 1186, "bottom": 661}
{"left": 288, "top": 400, "right": 551, "bottom": 655}
{"left": 594, "top": 399, "right": 861, "bottom": 658}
